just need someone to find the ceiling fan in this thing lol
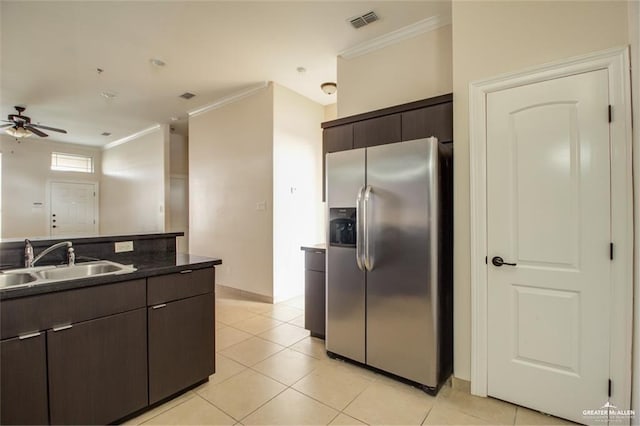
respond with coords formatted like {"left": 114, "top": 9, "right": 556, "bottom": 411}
{"left": 1, "top": 106, "right": 68, "bottom": 138}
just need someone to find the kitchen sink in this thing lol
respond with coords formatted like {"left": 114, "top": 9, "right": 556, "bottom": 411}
{"left": 37, "top": 261, "right": 127, "bottom": 280}
{"left": 0, "top": 272, "right": 39, "bottom": 288}
{"left": 0, "top": 260, "right": 136, "bottom": 290}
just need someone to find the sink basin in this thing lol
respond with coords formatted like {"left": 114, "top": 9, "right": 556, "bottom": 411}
{"left": 0, "top": 260, "right": 136, "bottom": 290}
{"left": 36, "top": 261, "right": 135, "bottom": 281}
{"left": 0, "top": 272, "right": 38, "bottom": 288}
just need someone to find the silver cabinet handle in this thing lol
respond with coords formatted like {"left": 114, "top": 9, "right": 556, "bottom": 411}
{"left": 355, "top": 186, "right": 365, "bottom": 271}
{"left": 52, "top": 324, "right": 72, "bottom": 332}
{"left": 19, "top": 331, "right": 41, "bottom": 340}
{"left": 180, "top": 269, "right": 193, "bottom": 274}
{"left": 363, "top": 185, "right": 374, "bottom": 271}
{"left": 152, "top": 304, "right": 167, "bottom": 310}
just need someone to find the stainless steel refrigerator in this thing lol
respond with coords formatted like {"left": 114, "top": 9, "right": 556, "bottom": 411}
{"left": 325, "top": 137, "right": 453, "bottom": 393}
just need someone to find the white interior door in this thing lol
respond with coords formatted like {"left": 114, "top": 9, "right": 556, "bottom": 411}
{"left": 50, "top": 182, "right": 98, "bottom": 237}
{"left": 486, "top": 69, "right": 611, "bottom": 423}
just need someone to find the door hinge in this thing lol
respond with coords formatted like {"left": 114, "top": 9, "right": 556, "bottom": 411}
{"left": 608, "top": 379, "right": 612, "bottom": 397}
{"left": 608, "top": 105, "right": 612, "bottom": 123}
{"left": 610, "top": 243, "right": 614, "bottom": 260}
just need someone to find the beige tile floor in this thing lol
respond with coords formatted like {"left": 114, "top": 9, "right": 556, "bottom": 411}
{"left": 125, "top": 290, "right": 578, "bottom": 426}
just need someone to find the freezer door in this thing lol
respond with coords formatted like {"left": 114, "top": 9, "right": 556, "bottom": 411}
{"left": 365, "top": 137, "right": 440, "bottom": 386}
{"left": 326, "top": 149, "right": 366, "bottom": 363}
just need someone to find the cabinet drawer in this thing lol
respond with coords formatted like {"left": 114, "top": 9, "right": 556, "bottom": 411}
{"left": 1, "top": 279, "right": 146, "bottom": 339}
{"left": 305, "top": 251, "right": 325, "bottom": 272}
{"left": 147, "top": 267, "right": 214, "bottom": 305}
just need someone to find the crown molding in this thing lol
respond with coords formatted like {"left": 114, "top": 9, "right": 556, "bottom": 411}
{"left": 188, "top": 81, "right": 269, "bottom": 118}
{"left": 339, "top": 15, "right": 451, "bottom": 60}
{"left": 103, "top": 124, "right": 161, "bottom": 150}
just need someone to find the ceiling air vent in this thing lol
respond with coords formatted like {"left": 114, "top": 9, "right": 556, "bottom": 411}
{"left": 101, "top": 132, "right": 111, "bottom": 136}
{"left": 179, "top": 92, "right": 196, "bottom": 100}
{"left": 350, "top": 11, "right": 379, "bottom": 29}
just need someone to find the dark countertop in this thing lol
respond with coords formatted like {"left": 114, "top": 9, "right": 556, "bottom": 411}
{"left": 0, "top": 232, "right": 184, "bottom": 247}
{"left": 300, "top": 244, "right": 326, "bottom": 253}
{"left": 0, "top": 253, "right": 222, "bottom": 301}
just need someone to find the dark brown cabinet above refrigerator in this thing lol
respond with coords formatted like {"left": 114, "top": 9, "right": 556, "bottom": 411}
{"left": 321, "top": 93, "right": 453, "bottom": 200}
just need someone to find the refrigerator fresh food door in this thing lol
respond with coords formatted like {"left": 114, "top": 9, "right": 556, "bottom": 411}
{"left": 326, "top": 148, "right": 366, "bottom": 363}
{"left": 365, "top": 137, "right": 440, "bottom": 386}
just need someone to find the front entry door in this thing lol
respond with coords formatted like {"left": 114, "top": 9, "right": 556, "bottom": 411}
{"left": 50, "top": 182, "right": 97, "bottom": 236}
{"left": 486, "top": 69, "right": 611, "bottom": 423}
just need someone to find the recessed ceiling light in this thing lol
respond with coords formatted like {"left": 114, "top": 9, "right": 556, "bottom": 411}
{"left": 150, "top": 58, "right": 166, "bottom": 67}
{"left": 297, "top": 67, "right": 306, "bottom": 74}
{"left": 179, "top": 92, "right": 196, "bottom": 100}
{"left": 101, "top": 91, "right": 116, "bottom": 99}
{"left": 101, "top": 132, "right": 111, "bottom": 136}
{"left": 170, "top": 116, "right": 179, "bottom": 122}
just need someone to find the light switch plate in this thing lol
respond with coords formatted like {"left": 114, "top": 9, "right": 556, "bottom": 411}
{"left": 115, "top": 241, "right": 134, "bottom": 253}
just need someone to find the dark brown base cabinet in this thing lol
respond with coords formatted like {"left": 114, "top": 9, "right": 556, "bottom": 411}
{"left": 0, "top": 266, "right": 216, "bottom": 425}
{"left": 303, "top": 249, "right": 326, "bottom": 339}
{"left": 47, "top": 309, "right": 148, "bottom": 425}
{"left": 0, "top": 334, "right": 48, "bottom": 425}
{"left": 148, "top": 293, "right": 215, "bottom": 404}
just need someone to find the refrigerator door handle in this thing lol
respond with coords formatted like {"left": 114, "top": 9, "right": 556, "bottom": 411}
{"left": 363, "top": 185, "right": 374, "bottom": 271}
{"left": 356, "top": 186, "right": 365, "bottom": 271}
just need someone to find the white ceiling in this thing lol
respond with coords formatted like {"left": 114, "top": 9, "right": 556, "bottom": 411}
{"left": 1, "top": 1, "right": 451, "bottom": 147}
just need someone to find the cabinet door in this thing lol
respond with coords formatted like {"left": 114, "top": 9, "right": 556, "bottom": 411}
{"left": 47, "top": 308, "right": 148, "bottom": 425}
{"left": 148, "top": 293, "right": 215, "bottom": 404}
{"left": 353, "top": 114, "right": 401, "bottom": 149}
{"left": 0, "top": 334, "right": 48, "bottom": 425}
{"left": 323, "top": 124, "right": 353, "bottom": 201}
{"left": 305, "top": 270, "right": 326, "bottom": 338}
{"left": 401, "top": 102, "right": 453, "bottom": 142}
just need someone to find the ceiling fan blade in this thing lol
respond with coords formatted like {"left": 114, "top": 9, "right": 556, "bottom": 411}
{"left": 25, "top": 126, "right": 48, "bottom": 137}
{"left": 29, "top": 123, "right": 67, "bottom": 134}
{"left": 0, "top": 123, "right": 15, "bottom": 129}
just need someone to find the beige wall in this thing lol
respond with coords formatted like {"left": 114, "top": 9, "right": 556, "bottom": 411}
{"left": 324, "top": 103, "right": 337, "bottom": 122}
{"left": 629, "top": 0, "right": 640, "bottom": 416}
{"left": 337, "top": 25, "right": 452, "bottom": 118}
{"left": 100, "top": 127, "right": 168, "bottom": 235}
{"left": 169, "top": 132, "right": 189, "bottom": 252}
{"left": 0, "top": 135, "right": 101, "bottom": 238}
{"left": 189, "top": 85, "right": 274, "bottom": 299}
{"left": 272, "top": 84, "right": 324, "bottom": 302}
{"left": 451, "top": 0, "right": 629, "bottom": 381}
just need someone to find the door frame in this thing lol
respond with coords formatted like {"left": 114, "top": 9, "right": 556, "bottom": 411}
{"left": 48, "top": 180, "right": 100, "bottom": 236}
{"left": 469, "top": 46, "right": 633, "bottom": 409}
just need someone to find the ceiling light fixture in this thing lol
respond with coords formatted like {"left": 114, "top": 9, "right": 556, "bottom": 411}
{"left": 321, "top": 82, "right": 337, "bottom": 95}
{"left": 101, "top": 132, "right": 112, "bottom": 136}
{"left": 101, "top": 91, "right": 116, "bottom": 99}
{"left": 170, "top": 116, "right": 179, "bottom": 122}
{"left": 179, "top": 92, "right": 196, "bottom": 100}
{"left": 150, "top": 58, "right": 166, "bottom": 67}
{"left": 297, "top": 67, "right": 306, "bottom": 74}
{"left": 6, "top": 127, "right": 33, "bottom": 138}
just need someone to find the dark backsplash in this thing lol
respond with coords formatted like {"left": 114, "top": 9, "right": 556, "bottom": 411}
{"left": 0, "top": 233, "right": 182, "bottom": 270}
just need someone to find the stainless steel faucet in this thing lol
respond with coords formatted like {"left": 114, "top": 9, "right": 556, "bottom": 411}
{"left": 24, "top": 239, "right": 75, "bottom": 268}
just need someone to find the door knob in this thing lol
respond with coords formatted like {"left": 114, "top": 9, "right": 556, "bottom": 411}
{"left": 492, "top": 256, "right": 516, "bottom": 267}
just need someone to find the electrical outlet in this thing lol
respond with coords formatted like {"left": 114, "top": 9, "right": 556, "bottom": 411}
{"left": 114, "top": 241, "right": 134, "bottom": 253}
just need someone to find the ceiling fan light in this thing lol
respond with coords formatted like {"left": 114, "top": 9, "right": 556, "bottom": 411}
{"left": 6, "top": 126, "right": 33, "bottom": 138}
